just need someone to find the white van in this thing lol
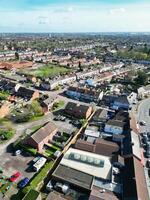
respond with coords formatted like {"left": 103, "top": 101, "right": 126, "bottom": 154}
{"left": 33, "top": 157, "right": 47, "bottom": 172}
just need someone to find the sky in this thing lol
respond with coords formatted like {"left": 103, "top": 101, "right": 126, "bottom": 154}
{"left": 0, "top": 0, "right": 150, "bottom": 33}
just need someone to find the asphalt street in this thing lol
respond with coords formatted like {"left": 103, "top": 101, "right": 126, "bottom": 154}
{"left": 137, "top": 97, "right": 150, "bottom": 198}
{"left": 138, "top": 98, "right": 150, "bottom": 133}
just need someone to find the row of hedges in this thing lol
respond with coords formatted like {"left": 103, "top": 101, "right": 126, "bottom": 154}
{"left": 13, "top": 141, "right": 37, "bottom": 156}
{"left": 22, "top": 161, "right": 54, "bottom": 194}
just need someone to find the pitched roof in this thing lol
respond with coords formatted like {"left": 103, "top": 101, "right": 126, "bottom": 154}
{"left": 95, "top": 138, "right": 119, "bottom": 156}
{"left": 30, "top": 121, "right": 57, "bottom": 144}
{"left": 114, "top": 96, "right": 129, "bottom": 105}
{"left": 93, "top": 109, "right": 108, "bottom": 121}
{"left": 65, "top": 102, "right": 92, "bottom": 118}
{"left": 15, "top": 87, "right": 36, "bottom": 99}
{"left": 106, "top": 120, "right": 125, "bottom": 128}
{"left": 75, "top": 138, "right": 119, "bottom": 157}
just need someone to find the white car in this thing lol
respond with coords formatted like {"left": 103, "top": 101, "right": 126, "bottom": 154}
{"left": 140, "top": 121, "right": 146, "bottom": 126}
{"left": 15, "top": 149, "right": 22, "bottom": 156}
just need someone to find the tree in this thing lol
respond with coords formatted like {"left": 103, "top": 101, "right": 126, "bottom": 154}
{"left": 135, "top": 71, "right": 148, "bottom": 86}
{"left": 15, "top": 51, "right": 19, "bottom": 60}
{"left": 29, "top": 100, "right": 44, "bottom": 117}
{"left": 78, "top": 61, "right": 83, "bottom": 72}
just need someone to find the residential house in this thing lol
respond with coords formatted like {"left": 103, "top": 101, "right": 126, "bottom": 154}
{"left": 26, "top": 122, "right": 58, "bottom": 152}
{"left": 65, "top": 102, "right": 93, "bottom": 119}
{"left": 104, "top": 120, "right": 125, "bottom": 135}
{"left": 138, "top": 84, "right": 150, "bottom": 99}
{"left": 15, "top": 87, "right": 39, "bottom": 101}
{"left": 66, "top": 86, "right": 102, "bottom": 102}
{"left": 41, "top": 76, "right": 76, "bottom": 91}
{"left": 75, "top": 138, "right": 119, "bottom": 157}
{"left": 113, "top": 96, "right": 130, "bottom": 110}
{"left": 89, "top": 185, "right": 120, "bottom": 200}
{"left": 0, "top": 79, "right": 17, "bottom": 94}
{"left": 92, "top": 109, "right": 108, "bottom": 124}
{"left": 41, "top": 96, "right": 57, "bottom": 113}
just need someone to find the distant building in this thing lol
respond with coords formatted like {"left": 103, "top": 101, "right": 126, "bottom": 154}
{"left": 66, "top": 86, "right": 102, "bottom": 102}
{"left": 138, "top": 84, "right": 150, "bottom": 99}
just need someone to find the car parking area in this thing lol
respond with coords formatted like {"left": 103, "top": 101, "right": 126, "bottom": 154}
{"left": 0, "top": 151, "right": 35, "bottom": 182}
{"left": 52, "top": 114, "right": 77, "bottom": 134}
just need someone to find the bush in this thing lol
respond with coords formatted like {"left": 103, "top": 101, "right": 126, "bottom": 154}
{"left": 18, "top": 143, "right": 37, "bottom": 156}
{"left": 0, "top": 129, "right": 15, "bottom": 141}
{"left": 28, "top": 101, "right": 44, "bottom": 117}
{"left": 14, "top": 112, "right": 32, "bottom": 123}
{"left": 0, "top": 91, "right": 9, "bottom": 100}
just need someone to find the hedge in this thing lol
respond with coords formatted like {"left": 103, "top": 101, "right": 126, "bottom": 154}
{"left": 22, "top": 161, "right": 54, "bottom": 194}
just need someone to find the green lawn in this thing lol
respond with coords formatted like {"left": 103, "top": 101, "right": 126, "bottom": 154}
{"left": 52, "top": 100, "right": 65, "bottom": 111}
{"left": 30, "top": 125, "right": 43, "bottom": 133}
{"left": 0, "top": 91, "right": 9, "bottom": 100}
{"left": 45, "top": 145, "right": 61, "bottom": 157}
{"left": 22, "top": 189, "right": 39, "bottom": 200}
{"left": 30, "top": 65, "right": 71, "bottom": 78}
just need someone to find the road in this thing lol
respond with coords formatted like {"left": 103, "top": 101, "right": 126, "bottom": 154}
{"left": 138, "top": 98, "right": 150, "bottom": 133}
{"left": 0, "top": 112, "right": 53, "bottom": 155}
{"left": 137, "top": 97, "right": 150, "bottom": 198}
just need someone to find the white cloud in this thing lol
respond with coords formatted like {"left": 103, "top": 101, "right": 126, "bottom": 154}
{"left": 0, "top": 3, "right": 150, "bottom": 32}
{"left": 109, "top": 7, "right": 126, "bottom": 15}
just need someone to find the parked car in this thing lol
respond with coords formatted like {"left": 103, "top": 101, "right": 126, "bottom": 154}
{"left": 140, "top": 121, "right": 146, "bottom": 126}
{"left": 18, "top": 177, "right": 29, "bottom": 189}
{"left": 147, "top": 159, "right": 150, "bottom": 168}
{"left": 14, "top": 150, "right": 22, "bottom": 156}
{"left": 9, "top": 172, "right": 21, "bottom": 182}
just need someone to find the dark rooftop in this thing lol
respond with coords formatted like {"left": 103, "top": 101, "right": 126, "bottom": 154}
{"left": 53, "top": 164, "right": 93, "bottom": 190}
{"left": 106, "top": 120, "right": 125, "bottom": 128}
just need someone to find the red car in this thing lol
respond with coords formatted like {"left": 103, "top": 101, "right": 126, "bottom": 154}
{"left": 9, "top": 172, "right": 21, "bottom": 182}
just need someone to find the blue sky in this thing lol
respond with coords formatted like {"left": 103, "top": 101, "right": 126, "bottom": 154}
{"left": 0, "top": 0, "right": 150, "bottom": 32}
